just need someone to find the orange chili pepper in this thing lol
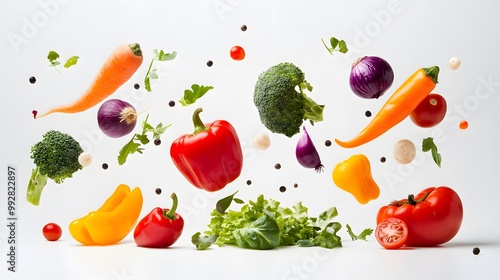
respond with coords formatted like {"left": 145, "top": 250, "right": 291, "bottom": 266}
{"left": 335, "top": 66, "right": 439, "bottom": 148}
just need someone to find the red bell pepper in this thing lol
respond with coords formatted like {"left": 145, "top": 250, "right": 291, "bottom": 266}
{"left": 170, "top": 108, "right": 243, "bottom": 192}
{"left": 133, "top": 193, "right": 184, "bottom": 248}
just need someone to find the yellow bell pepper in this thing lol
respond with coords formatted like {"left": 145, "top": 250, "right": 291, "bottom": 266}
{"left": 69, "top": 184, "right": 143, "bottom": 245}
{"left": 332, "top": 154, "right": 380, "bottom": 204}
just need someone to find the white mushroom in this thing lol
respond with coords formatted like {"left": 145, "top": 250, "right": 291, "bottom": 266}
{"left": 78, "top": 152, "right": 93, "bottom": 167}
{"left": 448, "top": 57, "right": 461, "bottom": 70}
{"left": 394, "top": 139, "right": 416, "bottom": 165}
{"left": 252, "top": 133, "right": 271, "bottom": 150}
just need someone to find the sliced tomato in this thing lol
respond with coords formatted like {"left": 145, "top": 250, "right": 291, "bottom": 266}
{"left": 375, "top": 217, "right": 408, "bottom": 249}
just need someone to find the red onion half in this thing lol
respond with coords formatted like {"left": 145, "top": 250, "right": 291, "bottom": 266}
{"left": 349, "top": 56, "right": 394, "bottom": 99}
{"left": 97, "top": 99, "right": 137, "bottom": 138}
{"left": 296, "top": 126, "right": 323, "bottom": 173}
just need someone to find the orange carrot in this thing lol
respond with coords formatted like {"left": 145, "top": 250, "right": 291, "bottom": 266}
{"left": 335, "top": 66, "right": 440, "bottom": 148}
{"left": 36, "top": 43, "right": 143, "bottom": 118}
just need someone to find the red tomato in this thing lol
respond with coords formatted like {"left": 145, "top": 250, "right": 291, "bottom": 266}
{"left": 42, "top": 223, "right": 62, "bottom": 241}
{"left": 377, "top": 186, "right": 463, "bottom": 247}
{"left": 230, "top": 46, "right": 245, "bottom": 61}
{"left": 375, "top": 217, "right": 408, "bottom": 249}
{"left": 410, "top": 93, "right": 447, "bottom": 128}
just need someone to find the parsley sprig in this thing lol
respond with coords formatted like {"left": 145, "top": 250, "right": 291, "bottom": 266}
{"left": 144, "top": 49, "right": 177, "bottom": 92}
{"left": 117, "top": 114, "right": 171, "bottom": 165}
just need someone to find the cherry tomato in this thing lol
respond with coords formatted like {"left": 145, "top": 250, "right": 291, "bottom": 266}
{"left": 459, "top": 120, "right": 469, "bottom": 130}
{"left": 410, "top": 93, "right": 447, "bottom": 128}
{"left": 375, "top": 218, "right": 408, "bottom": 249}
{"left": 42, "top": 223, "right": 62, "bottom": 241}
{"left": 230, "top": 46, "right": 245, "bottom": 61}
{"left": 377, "top": 186, "right": 463, "bottom": 247}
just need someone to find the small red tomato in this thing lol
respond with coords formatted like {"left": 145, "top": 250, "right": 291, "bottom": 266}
{"left": 375, "top": 217, "right": 408, "bottom": 249}
{"left": 42, "top": 223, "right": 62, "bottom": 241}
{"left": 410, "top": 93, "right": 447, "bottom": 128}
{"left": 230, "top": 46, "right": 245, "bottom": 61}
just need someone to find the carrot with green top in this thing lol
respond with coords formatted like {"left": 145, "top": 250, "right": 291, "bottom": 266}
{"left": 335, "top": 66, "right": 440, "bottom": 148}
{"left": 35, "top": 43, "right": 143, "bottom": 118}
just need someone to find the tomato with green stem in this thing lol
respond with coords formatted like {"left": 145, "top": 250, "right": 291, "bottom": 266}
{"left": 230, "top": 46, "right": 245, "bottom": 61}
{"left": 377, "top": 186, "right": 463, "bottom": 247}
{"left": 410, "top": 93, "right": 447, "bottom": 128}
{"left": 375, "top": 217, "right": 408, "bottom": 249}
{"left": 43, "top": 223, "right": 62, "bottom": 241}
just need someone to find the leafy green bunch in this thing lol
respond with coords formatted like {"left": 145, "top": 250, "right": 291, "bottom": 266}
{"left": 192, "top": 193, "right": 372, "bottom": 250}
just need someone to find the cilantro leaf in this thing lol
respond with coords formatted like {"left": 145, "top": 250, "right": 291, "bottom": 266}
{"left": 422, "top": 137, "right": 442, "bottom": 167}
{"left": 346, "top": 224, "right": 373, "bottom": 241}
{"left": 155, "top": 50, "right": 177, "bottom": 61}
{"left": 47, "top": 50, "right": 60, "bottom": 63}
{"left": 47, "top": 51, "right": 61, "bottom": 72}
{"left": 64, "top": 56, "right": 79, "bottom": 68}
{"left": 321, "top": 37, "right": 349, "bottom": 55}
{"left": 117, "top": 114, "right": 171, "bottom": 165}
{"left": 144, "top": 49, "right": 177, "bottom": 92}
{"left": 179, "top": 84, "right": 214, "bottom": 106}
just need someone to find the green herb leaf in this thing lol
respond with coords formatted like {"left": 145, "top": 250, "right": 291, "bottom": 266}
{"left": 148, "top": 68, "right": 159, "bottom": 80}
{"left": 179, "top": 84, "right": 214, "bottom": 106}
{"left": 233, "top": 198, "right": 245, "bottom": 204}
{"left": 321, "top": 37, "right": 349, "bottom": 55}
{"left": 144, "top": 76, "right": 152, "bottom": 92}
{"left": 338, "top": 40, "right": 348, "bottom": 53}
{"left": 47, "top": 51, "right": 60, "bottom": 63}
{"left": 216, "top": 191, "right": 240, "bottom": 214}
{"left": 117, "top": 114, "right": 171, "bottom": 165}
{"left": 64, "top": 56, "right": 79, "bottom": 68}
{"left": 329, "top": 37, "right": 339, "bottom": 49}
{"left": 117, "top": 137, "right": 144, "bottom": 165}
{"left": 135, "top": 134, "right": 150, "bottom": 145}
{"left": 346, "top": 224, "right": 373, "bottom": 241}
{"left": 191, "top": 232, "right": 217, "bottom": 250}
{"left": 422, "top": 137, "right": 442, "bottom": 167}
{"left": 144, "top": 49, "right": 177, "bottom": 92}
{"left": 155, "top": 50, "right": 177, "bottom": 61}
{"left": 47, "top": 51, "right": 61, "bottom": 73}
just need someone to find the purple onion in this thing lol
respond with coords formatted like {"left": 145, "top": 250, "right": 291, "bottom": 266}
{"left": 296, "top": 126, "right": 323, "bottom": 173}
{"left": 349, "top": 56, "right": 394, "bottom": 99}
{"left": 97, "top": 99, "right": 137, "bottom": 138}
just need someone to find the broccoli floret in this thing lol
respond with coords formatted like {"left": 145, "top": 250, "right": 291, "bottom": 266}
{"left": 27, "top": 130, "right": 83, "bottom": 206}
{"left": 253, "top": 62, "right": 324, "bottom": 137}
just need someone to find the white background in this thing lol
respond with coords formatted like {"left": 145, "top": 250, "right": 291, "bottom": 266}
{"left": 1, "top": 0, "right": 500, "bottom": 279}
